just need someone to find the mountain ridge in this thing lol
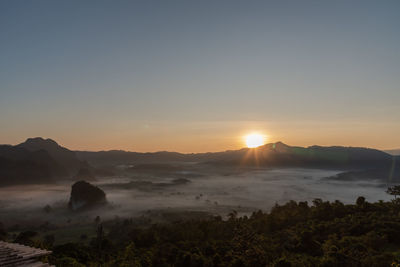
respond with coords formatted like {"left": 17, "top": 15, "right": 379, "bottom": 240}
{"left": 75, "top": 141, "right": 391, "bottom": 157}
{"left": 0, "top": 138, "right": 89, "bottom": 186}
{"left": 0, "top": 137, "right": 398, "bottom": 186}
{"left": 385, "top": 149, "right": 400, "bottom": 156}
{"left": 16, "top": 137, "right": 88, "bottom": 174}
{"left": 75, "top": 140, "right": 394, "bottom": 169}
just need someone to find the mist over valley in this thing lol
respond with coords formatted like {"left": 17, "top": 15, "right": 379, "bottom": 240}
{"left": 0, "top": 138, "right": 396, "bottom": 229}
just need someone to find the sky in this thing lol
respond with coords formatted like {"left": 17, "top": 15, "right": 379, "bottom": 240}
{"left": 0, "top": 0, "right": 399, "bottom": 152}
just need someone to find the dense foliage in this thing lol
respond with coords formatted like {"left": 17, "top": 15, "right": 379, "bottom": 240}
{"left": 4, "top": 196, "right": 400, "bottom": 266}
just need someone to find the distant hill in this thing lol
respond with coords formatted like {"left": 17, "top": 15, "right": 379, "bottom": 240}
{"left": 385, "top": 149, "right": 400, "bottom": 156}
{"left": 76, "top": 142, "right": 400, "bottom": 181}
{"left": 203, "top": 142, "right": 394, "bottom": 169}
{"left": 0, "top": 138, "right": 88, "bottom": 186}
{"left": 1, "top": 138, "right": 399, "bottom": 185}
{"left": 77, "top": 141, "right": 394, "bottom": 170}
{"left": 75, "top": 150, "right": 188, "bottom": 167}
{"left": 17, "top": 137, "right": 88, "bottom": 174}
{"left": 0, "top": 145, "right": 64, "bottom": 185}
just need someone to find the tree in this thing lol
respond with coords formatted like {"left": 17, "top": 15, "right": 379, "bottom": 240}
{"left": 356, "top": 196, "right": 366, "bottom": 207}
{"left": 386, "top": 186, "right": 400, "bottom": 199}
{"left": 0, "top": 222, "right": 6, "bottom": 241}
{"left": 14, "top": 231, "right": 38, "bottom": 246}
{"left": 44, "top": 234, "right": 55, "bottom": 247}
{"left": 43, "top": 204, "right": 52, "bottom": 213}
{"left": 96, "top": 223, "right": 104, "bottom": 254}
{"left": 80, "top": 234, "right": 88, "bottom": 241}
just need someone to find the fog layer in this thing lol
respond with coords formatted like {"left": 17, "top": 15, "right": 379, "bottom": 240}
{"left": 0, "top": 168, "right": 391, "bottom": 226}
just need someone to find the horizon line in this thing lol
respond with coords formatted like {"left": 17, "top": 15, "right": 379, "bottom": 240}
{"left": 4, "top": 137, "right": 399, "bottom": 155}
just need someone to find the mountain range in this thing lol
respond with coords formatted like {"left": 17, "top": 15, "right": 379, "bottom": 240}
{"left": 77, "top": 141, "right": 395, "bottom": 169}
{"left": 0, "top": 138, "right": 88, "bottom": 185}
{"left": 0, "top": 137, "right": 399, "bottom": 186}
{"left": 385, "top": 149, "right": 400, "bottom": 156}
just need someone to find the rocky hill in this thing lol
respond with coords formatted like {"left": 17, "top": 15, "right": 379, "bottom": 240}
{"left": 17, "top": 137, "right": 88, "bottom": 175}
{"left": 0, "top": 138, "right": 89, "bottom": 186}
{"left": 68, "top": 181, "right": 106, "bottom": 211}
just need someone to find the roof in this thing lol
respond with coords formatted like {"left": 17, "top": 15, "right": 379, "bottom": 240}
{"left": 0, "top": 241, "right": 53, "bottom": 267}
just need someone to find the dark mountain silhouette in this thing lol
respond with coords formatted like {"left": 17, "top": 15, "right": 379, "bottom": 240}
{"left": 17, "top": 137, "right": 88, "bottom": 174}
{"left": 385, "top": 149, "right": 400, "bottom": 156}
{"left": 203, "top": 142, "right": 393, "bottom": 169}
{"left": 77, "top": 141, "right": 393, "bottom": 169}
{"left": 75, "top": 150, "right": 189, "bottom": 166}
{"left": 0, "top": 138, "right": 398, "bottom": 185}
{"left": 77, "top": 141, "right": 399, "bottom": 181}
{"left": 73, "top": 168, "right": 96, "bottom": 181}
{"left": 0, "top": 138, "right": 89, "bottom": 186}
{"left": 0, "top": 143, "right": 69, "bottom": 185}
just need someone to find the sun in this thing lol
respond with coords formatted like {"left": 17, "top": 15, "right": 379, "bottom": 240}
{"left": 245, "top": 133, "right": 265, "bottom": 148}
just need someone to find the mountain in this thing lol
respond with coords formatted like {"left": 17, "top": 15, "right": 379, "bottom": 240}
{"left": 1, "top": 138, "right": 398, "bottom": 185}
{"left": 75, "top": 150, "right": 188, "bottom": 167}
{"left": 77, "top": 141, "right": 393, "bottom": 170}
{"left": 76, "top": 142, "right": 399, "bottom": 181}
{"left": 16, "top": 137, "right": 88, "bottom": 174}
{"left": 0, "top": 138, "right": 89, "bottom": 186}
{"left": 0, "top": 145, "right": 64, "bottom": 185}
{"left": 385, "top": 149, "right": 400, "bottom": 156}
{"left": 206, "top": 142, "right": 393, "bottom": 169}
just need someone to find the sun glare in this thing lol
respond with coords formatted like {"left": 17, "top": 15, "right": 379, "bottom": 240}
{"left": 245, "top": 133, "right": 265, "bottom": 148}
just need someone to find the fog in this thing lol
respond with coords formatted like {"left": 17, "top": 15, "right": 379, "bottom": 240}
{"left": 0, "top": 167, "right": 391, "bottom": 227}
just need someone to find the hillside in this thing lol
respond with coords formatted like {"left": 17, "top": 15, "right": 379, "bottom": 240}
{"left": 385, "top": 149, "right": 400, "bottom": 156}
{"left": 5, "top": 197, "right": 400, "bottom": 266}
{"left": 76, "top": 141, "right": 395, "bottom": 170}
{"left": 0, "top": 138, "right": 88, "bottom": 186}
{"left": 17, "top": 137, "right": 88, "bottom": 174}
{"left": 0, "top": 146, "right": 64, "bottom": 185}
{"left": 0, "top": 138, "right": 398, "bottom": 185}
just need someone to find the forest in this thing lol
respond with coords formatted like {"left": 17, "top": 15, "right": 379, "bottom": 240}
{"left": 2, "top": 187, "right": 400, "bottom": 266}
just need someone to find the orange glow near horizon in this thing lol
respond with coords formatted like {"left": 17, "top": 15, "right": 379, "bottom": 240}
{"left": 1, "top": 120, "right": 399, "bottom": 153}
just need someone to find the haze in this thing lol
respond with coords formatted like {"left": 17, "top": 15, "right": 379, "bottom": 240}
{"left": 1, "top": 1, "right": 400, "bottom": 152}
{"left": 0, "top": 168, "right": 391, "bottom": 226}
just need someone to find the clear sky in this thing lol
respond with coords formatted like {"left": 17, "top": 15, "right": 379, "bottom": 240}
{"left": 1, "top": 1, "right": 399, "bottom": 152}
